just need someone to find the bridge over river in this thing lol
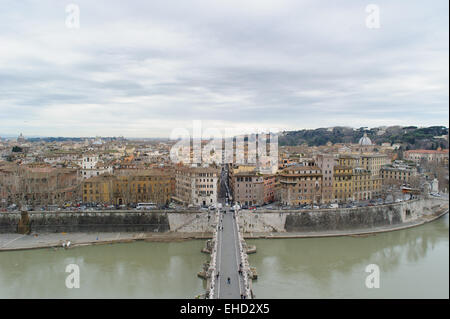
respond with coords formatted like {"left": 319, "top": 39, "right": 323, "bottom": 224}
{"left": 201, "top": 206, "right": 254, "bottom": 299}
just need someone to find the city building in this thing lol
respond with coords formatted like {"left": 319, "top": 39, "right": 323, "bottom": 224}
{"left": 0, "top": 162, "right": 80, "bottom": 207}
{"left": 333, "top": 165, "right": 353, "bottom": 203}
{"left": 230, "top": 169, "right": 275, "bottom": 206}
{"left": 314, "top": 154, "right": 336, "bottom": 203}
{"left": 381, "top": 161, "right": 418, "bottom": 186}
{"left": 82, "top": 169, "right": 173, "bottom": 206}
{"left": 404, "top": 149, "right": 449, "bottom": 165}
{"left": 279, "top": 163, "right": 323, "bottom": 206}
{"left": 81, "top": 153, "right": 113, "bottom": 179}
{"left": 360, "top": 154, "right": 390, "bottom": 177}
{"left": 352, "top": 167, "right": 375, "bottom": 201}
{"left": 174, "top": 166, "right": 220, "bottom": 207}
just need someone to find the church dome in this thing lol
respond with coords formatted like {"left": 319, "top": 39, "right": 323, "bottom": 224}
{"left": 358, "top": 133, "right": 372, "bottom": 146}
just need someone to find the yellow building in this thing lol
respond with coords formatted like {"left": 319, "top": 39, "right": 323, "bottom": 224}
{"left": 116, "top": 170, "right": 172, "bottom": 205}
{"left": 82, "top": 174, "right": 114, "bottom": 204}
{"left": 338, "top": 155, "right": 360, "bottom": 168}
{"left": 360, "top": 154, "right": 390, "bottom": 177}
{"left": 352, "top": 168, "right": 374, "bottom": 201}
{"left": 333, "top": 165, "right": 353, "bottom": 203}
{"left": 82, "top": 170, "right": 173, "bottom": 206}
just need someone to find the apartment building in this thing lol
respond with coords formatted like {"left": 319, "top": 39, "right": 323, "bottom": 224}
{"left": 381, "top": 161, "right": 418, "bottom": 186}
{"left": 0, "top": 162, "right": 79, "bottom": 207}
{"left": 80, "top": 153, "right": 113, "bottom": 179}
{"left": 231, "top": 170, "right": 275, "bottom": 206}
{"left": 360, "top": 154, "right": 390, "bottom": 177}
{"left": 352, "top": 168, "right": 374, "bottom": 201}
{"left": 404, "top": 149, "right": 449, "bottom": 165}
{"left": 333, "top": 165, "right": 353, "bottom": 203}
{"left": 82, "top": 169, "right": 173, "bottom": 206}
{"left": 314, "top": 154, "right": 336, "bottom": 203}
{"left": 279, "top": 163, "right": 323, "bottom": 206}
{"left": 174, "top": 166, "right": 220, "bottom": 207}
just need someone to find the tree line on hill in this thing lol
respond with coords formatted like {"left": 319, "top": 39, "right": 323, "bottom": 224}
{"left": 279, "top": 126, "right": 448, "bottom": 150}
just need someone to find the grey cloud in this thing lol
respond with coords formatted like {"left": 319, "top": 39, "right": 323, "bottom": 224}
{"left": 0, "top": 0, "right": 448, "bottom": 137}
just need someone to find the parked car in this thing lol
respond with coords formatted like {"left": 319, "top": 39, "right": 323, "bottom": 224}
{"left": 430, "top": 193, "right": 441, "bottom": 197}
{"left": 7, "top": 204, "right": 18, "bottom": 211}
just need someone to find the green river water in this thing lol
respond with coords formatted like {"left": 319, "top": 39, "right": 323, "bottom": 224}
{"left": 0, "top": 214, "right": 448, "bottom": 298}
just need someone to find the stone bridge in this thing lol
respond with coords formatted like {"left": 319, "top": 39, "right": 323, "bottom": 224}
{"left": 201, "top": 207, "right": 254, "bottom": 299}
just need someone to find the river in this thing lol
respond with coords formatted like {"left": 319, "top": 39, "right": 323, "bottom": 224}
{"left": 0, "top": 214, "right": 448, "bottom": 298}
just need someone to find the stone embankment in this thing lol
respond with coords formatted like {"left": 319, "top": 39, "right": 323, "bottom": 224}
{"left": 238, "top": 197, "right": 448, "bottom": 234}
{"left": 0, "top": 198, "right": 447, "bottom": 251}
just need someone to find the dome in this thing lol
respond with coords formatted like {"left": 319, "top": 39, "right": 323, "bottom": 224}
{"left": 358, "top": 133, "right": 372, "bottom": 146}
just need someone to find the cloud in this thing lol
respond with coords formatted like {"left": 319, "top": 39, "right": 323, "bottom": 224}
{"left": 0, "top": 0, "right": 448, "bottom": 137}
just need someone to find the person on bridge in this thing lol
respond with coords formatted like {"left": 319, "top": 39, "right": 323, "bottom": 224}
{"left": 227, "top": 277, "right": 231, "bottom": 284}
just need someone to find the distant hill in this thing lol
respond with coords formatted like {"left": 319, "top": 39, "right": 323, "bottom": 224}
{"left": 279, "top": 126, "right": 448, "bottom": 150}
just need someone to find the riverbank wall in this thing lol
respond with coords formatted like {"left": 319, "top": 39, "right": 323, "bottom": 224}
{"left": 0, "top": 198, "right": 447, "bottom": 235}
{"left": 0, "top": 210, "right": 216, "bottom": 234}
{"left": 239, "top": 198, "right": 448, "bottom": 233}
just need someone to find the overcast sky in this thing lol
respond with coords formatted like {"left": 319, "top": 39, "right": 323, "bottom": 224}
{"left": 0, "top": 0, "right": 448, "bottom": 137}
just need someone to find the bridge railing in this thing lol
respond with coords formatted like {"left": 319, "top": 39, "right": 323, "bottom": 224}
{"left": 235, "top": 211, "right": 252, "bottom": 299}
{"left": 208, "top": 210, "right": 220, "bottom": 299}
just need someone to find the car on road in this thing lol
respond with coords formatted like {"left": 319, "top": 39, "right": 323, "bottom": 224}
{"left": 7, "top": 204, "right": 18, "bottom": 211}
{"left": 430, "top": 193, "right": 441, "bottom": 197}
